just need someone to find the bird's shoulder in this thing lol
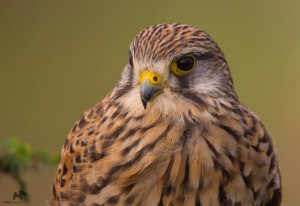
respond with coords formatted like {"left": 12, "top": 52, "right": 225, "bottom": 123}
{"left": 208, "top": 100, "right": 282, "bottom": 205}
{"left": 233, "top": 103, "right": 282, "bottom": 205}
{"left": 52, "top": 98, "right": 125, "bottom": 201}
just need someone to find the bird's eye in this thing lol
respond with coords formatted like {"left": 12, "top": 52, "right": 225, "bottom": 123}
{"left": 171, "top": 55, "right": 196, "bottom": 76}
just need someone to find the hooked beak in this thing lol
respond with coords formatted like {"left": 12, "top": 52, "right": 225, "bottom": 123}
{"left": 140, "top": 71, "right": 163, "bottom": 109}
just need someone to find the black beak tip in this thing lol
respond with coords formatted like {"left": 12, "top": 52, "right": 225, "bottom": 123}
{"left": 142, "top": 99, "right": 147, "bottom": 109}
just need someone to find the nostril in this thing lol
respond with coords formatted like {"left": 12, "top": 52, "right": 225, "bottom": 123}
{"left": 153, "top": 76, "right": 158, "bottom": 83}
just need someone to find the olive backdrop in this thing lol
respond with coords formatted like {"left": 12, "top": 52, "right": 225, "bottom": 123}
{"left": 0, "top": 0, "right": 299, "bottom": 205}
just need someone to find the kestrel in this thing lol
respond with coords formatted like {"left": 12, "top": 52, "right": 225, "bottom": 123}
{"left": 52, "top": 23, "right": 281, "bottom": 206}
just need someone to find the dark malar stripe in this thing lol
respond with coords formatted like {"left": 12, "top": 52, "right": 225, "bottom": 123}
{"left": 172, "top": 89, "right": 208, "bottom": 108}
{"left": 177, "top": 75, "right": 190, "bottom": 89}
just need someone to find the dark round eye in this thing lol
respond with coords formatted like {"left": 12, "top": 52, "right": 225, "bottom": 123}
{"left": 171, "top": 55, "right": 196, "bottom": 76}
{"left": 176, "top": 56, "right": 195, "bottom": 72}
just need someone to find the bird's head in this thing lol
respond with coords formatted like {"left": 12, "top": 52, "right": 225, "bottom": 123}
{"left": 111, "top": 23, "right": 238, "bottom": 119}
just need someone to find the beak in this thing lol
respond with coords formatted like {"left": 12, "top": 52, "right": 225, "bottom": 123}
{"left": 140, "top": 71, "right": 163, "bottom": 109}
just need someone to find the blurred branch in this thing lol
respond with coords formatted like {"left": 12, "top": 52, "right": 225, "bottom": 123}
{"left": 0, "top": 139, "right": 59, "bottom": 202}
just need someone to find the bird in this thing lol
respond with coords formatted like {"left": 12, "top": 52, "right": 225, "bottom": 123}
{"left": 52, "top": 23, "right": 281, "bottom": 206}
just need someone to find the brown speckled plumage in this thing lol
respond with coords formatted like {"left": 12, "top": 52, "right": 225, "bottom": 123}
{"left": 52, "top": 23, "right": 281, "bottom": 206}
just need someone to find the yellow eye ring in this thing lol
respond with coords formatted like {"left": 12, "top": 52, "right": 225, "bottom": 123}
{"left": 171, "top": 54, "right": 196, "bottom": 76}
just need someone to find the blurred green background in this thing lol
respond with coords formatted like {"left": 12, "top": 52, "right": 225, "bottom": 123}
{"left": 0, "top": 0, "right": 299, "bottom": 205}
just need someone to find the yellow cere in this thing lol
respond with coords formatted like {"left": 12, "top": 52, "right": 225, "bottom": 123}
{"left": 140, "top": 71, "right": 160, "bottom": 84}
{"left": 171, "top": 54, "right": 196, "bottom": 76}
